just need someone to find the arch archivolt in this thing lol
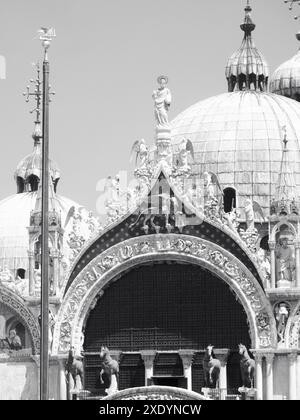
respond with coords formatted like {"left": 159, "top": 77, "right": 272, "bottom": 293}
{"left": 0, "top": 285, "right": 40, "bottom": 354}
{"left": 52, "top": 234, "right": 277, "bottom": 355}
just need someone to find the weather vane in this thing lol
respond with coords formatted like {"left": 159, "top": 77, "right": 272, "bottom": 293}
{"left": 284, "top": 0, "right": 300, "bottom": 19}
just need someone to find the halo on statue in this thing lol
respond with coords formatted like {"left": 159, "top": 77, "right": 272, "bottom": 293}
{"left": 157, "top": 75, "right": 168, "bottom": 85}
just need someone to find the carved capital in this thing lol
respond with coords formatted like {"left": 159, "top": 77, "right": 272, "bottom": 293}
{"left": 268, "top": 241, "right": 276, "bottom": 250}
{"left": 178, "top": 350, "right": 194, "bottom": 369}
{"left": 213, "top": 348, "right": 230, "bottom": 365}
{"left": 253, "top": 352, "right": 263, "bottom": 363}
{"left": 264, "top": 353, "right": 275, "bottom": 364}
{"left": 141, "top": 350, "right": 156, "bottom": 369}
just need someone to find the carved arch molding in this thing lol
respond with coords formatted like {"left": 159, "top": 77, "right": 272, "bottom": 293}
{"left": 52, "top": 234, "right": 277, "bottom": 354}
{"left": 0, "top": 286, "right": 40, "bottom": 354}
{"left": 288, "top": 303, "right": 300, "bottom": 348}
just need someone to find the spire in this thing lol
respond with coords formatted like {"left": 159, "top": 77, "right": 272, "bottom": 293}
{"left": 275, "top": 126, "right": 297, "bottom": 202}
{"left": 225, "top": 1, "right": 269, "bottom": 92}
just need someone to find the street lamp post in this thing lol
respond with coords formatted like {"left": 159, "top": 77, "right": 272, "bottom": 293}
{"left": 38, "top": 27, "right": 56, "bottom": 401}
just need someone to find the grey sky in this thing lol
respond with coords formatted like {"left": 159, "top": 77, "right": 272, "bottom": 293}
{"left": 0, "top": 0, "right": 299, "bottom": 214}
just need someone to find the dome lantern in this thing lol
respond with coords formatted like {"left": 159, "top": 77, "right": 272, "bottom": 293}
{"left": 270, "top": 32, "right": 300, "bottom": 101}
{"left": 225, "top": 1, "right": 269, "bottom": 93}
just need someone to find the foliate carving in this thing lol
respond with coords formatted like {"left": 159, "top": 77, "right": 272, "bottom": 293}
{"left": 239, "top": 228, "right": 259, "bottom": 254}
{"left": 256, "top": 312, "right": 272, "bottom": 348}
{"left": 56, "top": 235, "right": 274, "bottom": 353}
{"left": 289, "top": 306, "right": 300, "bottom": 348}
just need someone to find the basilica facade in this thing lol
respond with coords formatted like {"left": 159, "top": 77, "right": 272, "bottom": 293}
{"left": 1, "top": 3, "right": 300, "bottom": 400}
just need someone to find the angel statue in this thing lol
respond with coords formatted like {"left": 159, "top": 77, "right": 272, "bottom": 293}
{"left": 177, "top": 138, "right": 194, "bottom": 171}
{"left": 152, "top": 75, "right": 172, "bottom": 128}
{"left": 202, "top": 171, "right": 222, "bottom": 202}
{"left": 274, "top": 302, "right": 290, "bottom": 344}
{"left": 130, "top": 139, "right": 149, "bottom": 171}
{"left": 244, "top": 198, "right": 264, "bottom": 231}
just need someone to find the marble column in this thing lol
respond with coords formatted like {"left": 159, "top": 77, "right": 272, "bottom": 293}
{"left": 28, "top": 250, "right": 35, "bottom": 296}
{"left": 265, "top": 353, "right": 274, "bottom": 400}
{"left": 269, "top": 241, "right": 276, "bottom": 289}
{"left": 141, "top": 351, "right": 156, "bottom": 386}
{"left": 254, "top": 353, "right": 263, "bottom": 400}
{"left": 58, "top": 358, "right": 67, "bottom": 400}
{"left": 288, "top": 352, "right": 297, "bottom": 400}
{"left": 213, "top": 349, "right": 230, "bottom": 392}
{"left": 295, "top": 242, "right": 300, "bottom": 288}
{"left": 51, "top": 249, "right": 59, "bottom": 296}
{"left": 178, "top": 350, "right": 194, "bottom": 391}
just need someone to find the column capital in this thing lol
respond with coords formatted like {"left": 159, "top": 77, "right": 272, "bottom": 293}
{"left": 213, "top": 348, "right": 230, "bottom": 365}
{"left": 178, "top": 350, "right": 194, "bottom": 368}
{"left": 252, "top": 352, "right": 263, "bottom": 363}
{"left": 264, "top": 353, "right": 275, "bottom": 364}
{"left": 269, "top": 241, "right": 276, "bottom": 250}
{"left": 140, "top": 350, "right": 156, "bottom": 367}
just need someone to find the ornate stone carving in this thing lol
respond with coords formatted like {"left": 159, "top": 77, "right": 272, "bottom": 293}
{"left": 256, "top": 312, "right": 272, "bottom": 347}
{"left": 0, "top": 285, "right": 40, "bottom": 354}
{"left": 53, "top": 235, "right": 275, "bottom": 354}
{"left": 274, "top": 302, "right": 290, "bottom": 346}
{"left": 239, "top": 227, "right": 259, "bottom": 253}
{"left": 289, "top": 306, "right": 300, "bottom": 348}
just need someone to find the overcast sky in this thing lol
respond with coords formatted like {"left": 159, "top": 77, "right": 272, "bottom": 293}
{"left": 0, "top": 0, "right": 299, "bottom": 214}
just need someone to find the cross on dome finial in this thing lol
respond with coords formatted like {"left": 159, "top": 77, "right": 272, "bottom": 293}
{"left": 282, "top": 125, "right": 288, "bottom": 148}
{"left": 241, "top": 0, "right": 255, "bottom": 35}
{"left": 225, "top": 2, "right": 269, "bottom": 92}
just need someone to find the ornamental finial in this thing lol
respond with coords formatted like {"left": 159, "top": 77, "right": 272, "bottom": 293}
{"left": 37, "top": 27, "right": 56, "bottom": 61}
{"left": 23, "top": 62, "right": 42, "bottom": 144}
{"left": 240, "top": 0, "right": 255, "bottom": 35}
{"left": 282, "top": 125, "right": 288, "bottom": 148}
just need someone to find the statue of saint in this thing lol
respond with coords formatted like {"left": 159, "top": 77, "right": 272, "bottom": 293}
{"left": 6, "top": 329, "right": 22, "bottom": 351}
{"left": 152, "top": 75, "right": 171, "bottom": 127}
{"left": 275, "top": 302, "right": 290, "bottom": 344}
{"left": 275, "top": 237, "right": 295, "bottom": 282}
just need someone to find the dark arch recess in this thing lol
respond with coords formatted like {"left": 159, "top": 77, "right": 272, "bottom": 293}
{"left": 83, "top": 262, "right": 251, "bottom": 393}
{"left": 84, "top": 262, "right": 251, "bottom": 352}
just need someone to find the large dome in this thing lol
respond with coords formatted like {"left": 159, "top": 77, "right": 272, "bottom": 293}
{"left": 171, "top": 90, "right": 300, "bottom": 212}
{"left": 270, "top": 48, "right": 300, "bottom": 100}
{"left": 0, "top": 192, "right": 97, "bottom": 274}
